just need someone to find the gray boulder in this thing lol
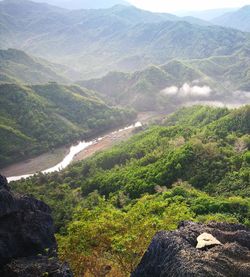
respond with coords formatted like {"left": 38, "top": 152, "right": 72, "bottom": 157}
{"left": 132, "top": 221, "right": 250, "bottom": 277}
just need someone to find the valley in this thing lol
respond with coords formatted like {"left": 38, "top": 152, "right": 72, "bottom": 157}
{"left": 0, "top": 1, "right": 249, "bottom": 276}
{"left": 3, "top": 120, "right": 142, "bottom": 181}
{"left": 3, "top": 112, "right": 163, "bottom": 181}
{"left": 10, "top": 105, "right": 250, "bottom": 275}
{"left": 0, "top": 82, "right": 135, "bottom": 168}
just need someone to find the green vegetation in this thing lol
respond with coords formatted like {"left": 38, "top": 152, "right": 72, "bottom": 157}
{"left": 1, "top": 2, "right": 250, "bottom": 275}
{"left": 11, "top": 105, "right": 250, "bottom": 276}
{"left": 57, "top": 185, "right": 248, "bottom": 276}
{"left": 0, "top": 49, "right": 69, "bottom": 84}
{"left": 79, "top": 62, "right": 204, "bottom": 111}
{"left": 1, "top": 0, "right": 249, "bottom": 78}
{"left": 0, "top": 82, "right": 135, "bottom": 167}
{"left": 80, "top": 47, "right": 250, "bottom": 111}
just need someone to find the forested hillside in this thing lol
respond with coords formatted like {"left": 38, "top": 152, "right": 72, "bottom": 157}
{"left": 79, "top": 48, "right": 250, "bottom": 111}
{"left": 0, "top": 1, "right": 250, "bottom": 276}
{"left": 11, "top": 105, "right": 250, "bottom": 276}
{"left": 0, "top": 82, "right": 135, "bottom": 167}
{"left": 79, "top": 61, "right": 204, "bottom": 111}
{"left": 1, "top": 0, "right": 247, "bottom": 78}
{"left": 0, "top": 49, "right": 70, "bottom": 84}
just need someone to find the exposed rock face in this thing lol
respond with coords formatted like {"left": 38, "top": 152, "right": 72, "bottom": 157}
{"left": 0, "top": 175, "right": 72, "bottom": 277}
{"left": 1, "top": 256, "right": 72, "bottom": 277}
{"left": 132, "top": 221, "right": 250, "bottom": 277}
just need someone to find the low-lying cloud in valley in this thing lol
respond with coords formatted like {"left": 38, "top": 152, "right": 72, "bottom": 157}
{"left": 161, "top": 83, "right": 212, "bottom": 98}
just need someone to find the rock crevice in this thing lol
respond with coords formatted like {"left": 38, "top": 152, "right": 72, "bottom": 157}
{"left": 132, "top": 221, "right": 250, "bottom": 277}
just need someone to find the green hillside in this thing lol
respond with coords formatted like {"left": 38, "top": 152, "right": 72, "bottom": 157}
{"left": 0, "top": 82, "right": 135, "bottom": 167}
{"left": 2, "top": 1, "right": 250, "bottom": 276}
{"left": 0, "top": 0, "right": 246, "bottom": 78}
{"left": 188, "top": 47, "right": 250, "bottom": 89}
{"left": 79, "top": 61, "right": 205, "bottom": 111}
{"left": 11, "top": 105, "right": 250, "bottom": 275}
{"left": 79, "top": 47, "right": 250, "bottom": 111}
{"left": 0, "top": 48, "right": 70, "bottom": 84}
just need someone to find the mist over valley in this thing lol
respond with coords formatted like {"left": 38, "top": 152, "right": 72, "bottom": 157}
{"left": 0, "top": 1, "right": 249, "bottom": 276}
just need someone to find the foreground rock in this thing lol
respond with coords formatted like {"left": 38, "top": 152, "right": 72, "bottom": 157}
{"left": 0, "top": 175, "right": 72, "bottom": 277}
{"left": 132, "top": 221, "right": 250, "bottom": 277}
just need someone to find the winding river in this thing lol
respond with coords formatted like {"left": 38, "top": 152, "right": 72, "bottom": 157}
{"left": 6, "top": 122, "right": 142, "bottom": 182}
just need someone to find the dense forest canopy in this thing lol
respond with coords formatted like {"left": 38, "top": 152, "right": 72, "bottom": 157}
{"left": 0, "top": 82, "right": 135, "bottom": 167}
{"left": 11, "top": 105, "right": 250, "bottom": 276}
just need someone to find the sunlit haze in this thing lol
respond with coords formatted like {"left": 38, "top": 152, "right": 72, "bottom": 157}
{"left": 127, "top": 0, "right": 250, "bottom": 12}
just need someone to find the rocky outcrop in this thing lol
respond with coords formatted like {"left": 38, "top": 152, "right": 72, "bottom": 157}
{"left": 0, "top": 175, "right": 72, "bottom": 277}
{"left": 1, "top": 256, "right": 72, "bottom": 277}
{"left": 132, "top": 221, "right": 250, "bottom": 277}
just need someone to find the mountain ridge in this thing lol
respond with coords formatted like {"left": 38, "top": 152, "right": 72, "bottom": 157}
{"left": 78, "top": 48, "right": 250, "bottom": 111}
{"left": 1, "top": 0, "right": 232, "bottom": 78}
{"left": 213, "top": 5, "right": 250, "bottom": 32}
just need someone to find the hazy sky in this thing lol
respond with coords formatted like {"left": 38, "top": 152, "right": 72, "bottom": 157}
{"left": 127, "top": 0, "right": 250, "bottom": 12}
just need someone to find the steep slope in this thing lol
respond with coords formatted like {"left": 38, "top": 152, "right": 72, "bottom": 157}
{"left": 213, "top": 6, "right": 250, "bottom": 32}
{"left": 34, "top": 20, "right": 249, "bottom": 78}
{"left": 0, "top": 82, "right": 135, "bottom": 167}
{"left": 79, "top": 61, "right": 207, "bottom": 111}
{"left": 11, "top": 106, "right": 250, "bottom": 275}
{"left": 187, "top": 47, "right": 250, "bottom": 91}
{"left": 0, "top": 48, "right": 70, "bottom": 84}
{"left": 79, "top": 46, "right": 250, "bottom": 111}
{"left": 1, "top": 0, "right": 242, "bottom": 78}
{"left": 13, "top": 105, "right": 250, "bottom": 214}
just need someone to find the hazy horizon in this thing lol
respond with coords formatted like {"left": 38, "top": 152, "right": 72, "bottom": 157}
{"left": 7, "top": 0, "right": 250, "bottom": 13}
{"left": 127, "top": 0, "right": 250, "bottom": 13}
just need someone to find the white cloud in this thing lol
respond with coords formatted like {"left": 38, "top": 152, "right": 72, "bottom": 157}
{"left": 162, "top": 86, "right": 178, "bottom": 95}
{"left": 162, "top": 83, "right": 212, "bottom": 98}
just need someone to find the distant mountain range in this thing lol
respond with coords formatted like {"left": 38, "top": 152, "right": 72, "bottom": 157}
{"left": 32, "top": 0, "right": 129, "bottom": 10}
{"left": 2, "top": 0, "right": 250, "bottom": 79}
{"left": 179, "top": 8, "right": 238, "bottom": 21}
{"left": 0, "top": 0, "right": 217, "bottom": 78}
{"left": 213, "top": 6, "right": 250, "bottom": 32}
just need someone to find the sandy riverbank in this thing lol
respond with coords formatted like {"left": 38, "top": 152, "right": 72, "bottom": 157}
{"left": 1, "top": 112, "right": 166, "bottom": 179}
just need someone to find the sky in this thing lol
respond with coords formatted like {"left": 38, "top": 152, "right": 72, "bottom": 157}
{"left": 127, "top": 0, "right": 250, "bottom": 12}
